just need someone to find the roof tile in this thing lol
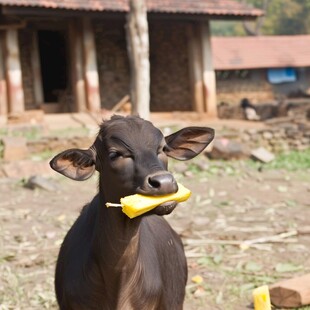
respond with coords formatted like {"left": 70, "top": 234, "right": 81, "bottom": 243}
{"left": 212, "top": 35, "right": 310, "bottom": 69}
{"left": 0, "top": 0, "right": 263, "bottom": 16}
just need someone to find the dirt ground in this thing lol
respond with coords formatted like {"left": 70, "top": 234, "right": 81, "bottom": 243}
{"left": 0, "top": 150, "right": 310, "bottom": 309}
{"left": 181, "top": 160, "right": 310, "bottom": 310}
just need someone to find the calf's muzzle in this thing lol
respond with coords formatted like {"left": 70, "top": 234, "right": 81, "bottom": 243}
{"left": 138, "top": 172, "right": 178, "bottom": 196}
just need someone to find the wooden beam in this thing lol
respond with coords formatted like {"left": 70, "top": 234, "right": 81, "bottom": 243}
{"left": 68, "top": 19, "right": 87, "bottom": 112}
{"left": 31, "top": 31, "right": 43, "bottom": 108}
{"left": 0, "top": 33, "right": 8, "bottom": 115}
{"left": 270, "top": 274, "right": 310, "bottom": 308}
{"left": 200, "top": 21, "right": 218, "bottom": 118}
{"left": 4, "top": 28, "right": 25, "bottom": 114}
{"left": 187, "top": 23, "right": 204, "bottom": 113}
{"left": 82, "top": 17, "right": 101, "bottom": 113}
{"left": 0, "top": 20, "right": 26, "bottom": 30}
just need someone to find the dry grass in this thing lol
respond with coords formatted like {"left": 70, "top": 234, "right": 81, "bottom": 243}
{"left": 1, "top": 157, "right": 310, "bottom": 309}
{"left": 0, "top": 205, "right": 62, "bottom": 309}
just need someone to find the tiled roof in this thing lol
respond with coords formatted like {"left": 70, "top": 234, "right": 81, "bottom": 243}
{"left": 212, "top": 35, "right": 310, "bottom": 70}
{"left": 0, "top": 0, "right": 263, "bottom": 16}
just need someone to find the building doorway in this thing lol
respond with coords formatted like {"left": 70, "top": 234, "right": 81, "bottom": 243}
{"left": 38, "top": 30, "right": 69, "bottom": 112}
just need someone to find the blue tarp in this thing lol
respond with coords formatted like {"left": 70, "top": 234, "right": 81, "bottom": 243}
{"left": 267, "top": 68, "right": 297, "bottom": 84}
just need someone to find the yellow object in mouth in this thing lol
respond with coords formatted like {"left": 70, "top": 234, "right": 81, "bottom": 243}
{"left": 106, "top": 183, "right": 191, "bottom": 219}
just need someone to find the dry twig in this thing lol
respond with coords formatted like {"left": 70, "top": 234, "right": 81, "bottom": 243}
{"left": 184, "top": 230, "right": 298, "bottom": 248}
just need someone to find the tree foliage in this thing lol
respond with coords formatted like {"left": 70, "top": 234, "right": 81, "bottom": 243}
{"left": 211, "top": 0, "right": 310, "bottom": 36}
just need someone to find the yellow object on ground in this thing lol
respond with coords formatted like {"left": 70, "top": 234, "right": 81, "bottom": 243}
{"left": 106, "top": 183, "right": 191, "bottom": 219}
{"left": 253, "top": 285, "right": 272, "bottom": 310}
{"left": 191, "top": 275, "right": 204, "bottom": 284}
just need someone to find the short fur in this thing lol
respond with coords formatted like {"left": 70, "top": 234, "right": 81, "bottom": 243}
{"left": 50, "top": 116, "right": 214, "bottom": 310}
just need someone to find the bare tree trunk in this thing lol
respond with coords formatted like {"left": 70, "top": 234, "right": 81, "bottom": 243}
{"left": 126, "top": 0, "right": 150, "bottom": 120}
{"left": 243, "top": 0, "right": 270, "bottom": 36}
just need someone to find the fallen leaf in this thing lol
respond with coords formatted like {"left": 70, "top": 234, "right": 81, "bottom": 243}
{"left": 216, "top": 291, "right": 223, "bottom": 304}
{"left": 54, "top": 239, "right": 63, "bottom": 246}
{"left": 240, "top": 283, "right": 256, "bottom": 292}
{"left": 2, "top": 253, "right": 16, "bottom": 262}
{"left": 277, "top": 186, "right": 288, "bottom": 193}
{"left": 245, "top": 261, "right": 262, "bottom": 272}
{"left": 199, "top": 199, "right": 212, "bottom": 206}
{"left": 56, "top": 214, "right": 66, "bottom": 222}
{"left": 275, "top": 263, "right": 302, "bottom": 273}
{"left": 193, "top": 287, "right": 207, "bottom": 298}
{"left": 239, "top": 243, "right": 250, "bottom": 251}
{"left": 213, "top": 254, "right": 223, "bottom": 265}
{"left": 191, "top": 275, "right": 204, "bottom": 284}
{"left": 45, "top": 231, "right": 56, "bottom": 239}
{"left": 197, "top": 257, "right": 213, "bottom": 266}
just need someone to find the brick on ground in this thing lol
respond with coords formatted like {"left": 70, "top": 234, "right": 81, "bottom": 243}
{"left": 251, "top": 147, "right": 275, "bottom": 163}
{"left": 2, "top": 136, "right": 28, "bottom": 161}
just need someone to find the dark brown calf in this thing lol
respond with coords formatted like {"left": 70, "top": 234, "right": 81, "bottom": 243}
{"left": 50, "top": 115, "right": 214, "bottom": 310}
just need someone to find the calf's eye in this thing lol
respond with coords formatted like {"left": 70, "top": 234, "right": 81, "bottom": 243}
{"left": 158, "top": 146, "right": 169, "bottom": 155}
{"left": 108, "top": 151, "right": 122, "bottom": 161}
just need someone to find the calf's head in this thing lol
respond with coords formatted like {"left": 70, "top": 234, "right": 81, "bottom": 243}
{"left": 50, "top": 116, "right": 214, "bottom": 208}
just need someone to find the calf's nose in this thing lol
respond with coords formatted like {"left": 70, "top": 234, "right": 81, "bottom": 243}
{"left": 146, "top": 173, "right": 178, "bottom": 195}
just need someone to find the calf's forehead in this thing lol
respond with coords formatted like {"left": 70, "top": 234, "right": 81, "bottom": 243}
{"left": 97, "top": 117, "right": 164, "bottom": 149}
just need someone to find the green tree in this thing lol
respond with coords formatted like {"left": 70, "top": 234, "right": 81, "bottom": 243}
{"left": 272, "top": 0, "right": 310, "bottom": 34}
{"left": 211, "top": 0, "right": 310, "bottom": 36}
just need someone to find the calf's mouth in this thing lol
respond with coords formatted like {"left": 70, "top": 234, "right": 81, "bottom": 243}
{"left": 151, "top": 201, "right": 178, "bottom": 216}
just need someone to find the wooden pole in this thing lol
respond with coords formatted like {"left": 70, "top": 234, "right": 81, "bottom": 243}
{"left": 200, "top": 21, "right": 217, "bottom": 118}
{"left": 4, "top": 28, "right": 25, "bottom": 114}
{"left": 187, "top": 23, "right": 205, "bottom": 113}
{"left": 69, "top": 19, "right": 87, "bottom": 112}
{"left": 31, "top": 31, "right": 44, "bottom": 108}
{"left": 126, "top": 0, "right": 150, "bottom": 120}
{"left": 82, "top": 17, "right": 101, "bottom": 113}
{"left": 0, "top": 33, "right": 8, "bottom": 115}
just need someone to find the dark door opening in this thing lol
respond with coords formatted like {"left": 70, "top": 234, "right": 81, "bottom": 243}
{"left": 38, "top": 30, "right": 68, "bottom": 103}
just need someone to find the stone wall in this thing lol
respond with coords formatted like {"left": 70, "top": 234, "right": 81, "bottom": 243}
{"left": 218, "top": 99, "right": 310, "bottom": 121}
{"left": 10, "top": 19, "right": 193, "bottom": 114}
{"left": 9, "top": 117, "right": 310, "bottom": 157}
{"left": 94, "top": 19, "right": 131, "bottom": 110}
{"left": 94, "top": 19, "right": 192, "bottom": 112}
{"left": 149, "top": 21, "right": 192, "bottom": 111}
{"left": 216, "top": 69, "right": 274, "bottom": 105}
{"left": 240, "top": 122, "right": 310, "bottom": 153}
{"left": 0, "top": 119, "right": 309, "bottom": 166}
{"left": 13, "top": 20, "right": 310, "bottom": 115}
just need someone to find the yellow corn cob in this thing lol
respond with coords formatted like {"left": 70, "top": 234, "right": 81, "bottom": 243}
{"left": 106, "top": 183, "right": 191, "bottom": 219}
{"left": 253, "top": 285, "right": 272, "bottom": 310}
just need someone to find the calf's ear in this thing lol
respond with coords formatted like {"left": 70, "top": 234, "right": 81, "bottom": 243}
{"left": 165, "top": 127, "right": 214, "bottom": 160}
{"left": 50, "top": 148, "right": 96, "bottom": 181}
